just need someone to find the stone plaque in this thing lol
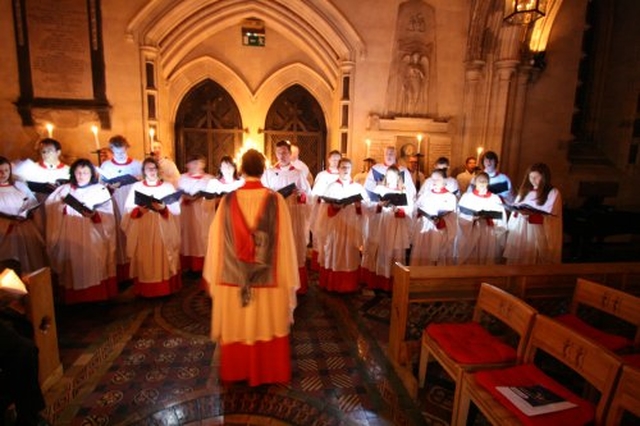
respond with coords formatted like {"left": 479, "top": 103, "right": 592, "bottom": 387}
{"left": 26, "top": 0, "right": 93, "bottom": 100}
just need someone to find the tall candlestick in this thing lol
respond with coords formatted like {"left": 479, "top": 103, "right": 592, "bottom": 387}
{"left": 476, "top": 147, "right": 484, "bottom": 163}
{"left": 91, "top": 125, "right": 99, "bottom": 151}
{"left": 417, "top": 134, "right": 423, "bottom": 154}
{"left": 45, "top": 123, "right": 54, "bottom": 138}
{"left": 365, "top": 139, "right": 371, "bottom": 158}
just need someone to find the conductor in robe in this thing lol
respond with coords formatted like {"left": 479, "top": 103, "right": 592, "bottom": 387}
{"left": 203, "top": 149, "right": 300, "bottom": 386}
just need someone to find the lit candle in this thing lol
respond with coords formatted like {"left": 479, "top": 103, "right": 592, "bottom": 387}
{"left": 91, "top": 125, "right": 99, "bottom": 151}
{"left": 365, "top": 139, "right": 371, "bottom": 158}
{"left": 476, "top": 147, "right": 484, "bottom": 163}
{"left": 417, "top": 134, "right": 423, "bottom": 154}
{"left": 45, "top": 123, "right": 54, "bottom": 138}
{"left": 149, "top": 127, "right": 155, "bottom": 154}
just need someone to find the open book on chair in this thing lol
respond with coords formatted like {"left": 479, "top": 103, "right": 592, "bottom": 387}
{"left": 496, "top": 385, "right": 577, "bottom": 416}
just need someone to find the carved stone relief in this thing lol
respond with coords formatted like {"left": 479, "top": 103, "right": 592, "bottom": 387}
{"left": 385, "top": 0, "right": 436, "bottom": 118}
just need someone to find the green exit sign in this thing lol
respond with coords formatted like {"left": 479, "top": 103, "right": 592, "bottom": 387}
{"left": 243, "top": 31, "right": 265, "bottom": 47}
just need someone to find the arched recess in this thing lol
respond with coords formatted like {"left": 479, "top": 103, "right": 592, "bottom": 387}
{"left": 128, "top": 0, "right": 364, "bottom": 81}
{"left": 127, "top": 0, "right": 364, "bottom": 159}
{"left": 263, "top": 85, "right": 327, "bottom": 177}
{"left": 168, "top": 59, "right": 334, "bottom": 152}
{"left": 174, "top": 79, "right": 243, "bottom": 174}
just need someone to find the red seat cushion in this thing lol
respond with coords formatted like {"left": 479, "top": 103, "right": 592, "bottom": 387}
{"left": 425, "top": 322, "right": 517, "bottom": 365}
{"left": 473, "top": 364, "right": 595, "bottom": 426}
{"left": 556, "top": 313, "right": 632, "bottom": 352}
{"left": 622, "top": 353, "right": 640, "bottom": 368}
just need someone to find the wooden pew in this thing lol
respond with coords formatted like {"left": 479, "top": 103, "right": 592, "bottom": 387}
{"left": 23, "top": 267, "right": 63, "bottom": 391}
{"left": 389, "top": 262, "right": 640, "bottom": 396}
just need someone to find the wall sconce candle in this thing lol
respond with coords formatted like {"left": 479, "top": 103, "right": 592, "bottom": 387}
{"left": 91, "top": 125, "right": 100, "bottom": 151}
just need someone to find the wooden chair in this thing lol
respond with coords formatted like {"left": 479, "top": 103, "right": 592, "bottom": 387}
{"left": 556, "top": 278, "right": 640, "bottom": 353}
{"left": 23, "top": 267, "right": 63, "bottom": 390}
{"left": 605, "top": 364, "right": 640, "bottom": 425}
{"left": 457, "top": 315, "right": 622, "bottom": 426}
{"left": 417, "top": 282, "right": 538, "bottom": 425}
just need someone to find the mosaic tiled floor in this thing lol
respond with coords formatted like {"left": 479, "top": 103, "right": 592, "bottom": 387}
{"left": 44, "top": 274, "right": 453, "bottom": 426}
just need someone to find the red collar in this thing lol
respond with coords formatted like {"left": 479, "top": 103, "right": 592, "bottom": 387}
{"left": 143, "top": 180, "right": 163, "bottom": 187}
{"left": 337, "top": 178, "right": 353, "bottom": 186}
{"left": 431, "top": 187, "right": 449, "bottom": 194}
{"left": 38, "top": 161, "right": 65, "bottom": 169}
{"left": 473, "top": 189, "right": 492, "bottom": 198}
{"left": 275, "top": 163, "right": 295, "bottom": 171}
{"left": 111, "top": 158, "right": 133, "bottom": 166}
{"left": 0, "top": 182, "right": 10, "bottom": 187}
{"left": 242, "top": 180, "right": 264, "bottom": 190}
{"left": 188, "top": 173, "right": 204, "bottom": 179}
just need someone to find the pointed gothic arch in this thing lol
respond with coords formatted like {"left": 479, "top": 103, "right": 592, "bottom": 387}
{"left": 174, "top": 79, "right": 243, "bottom": 174}
{"left": 264, "top": 85, "right": 327, "bottom": 176}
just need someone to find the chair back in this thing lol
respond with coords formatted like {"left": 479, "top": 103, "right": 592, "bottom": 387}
{"left": 570, "top": 278, "right": 640, "bottom": 347}
{"left": 605, "top": 365, "right": 640, "bottom": 425}
{"left": 524, "top": 315, "right": 622, "bottom": 424}
{"left": 472, "top": 282, "right": 538, "bottom": 361}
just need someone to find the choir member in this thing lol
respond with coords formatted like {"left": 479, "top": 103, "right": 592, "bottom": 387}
{"left": 0, "top": 157, "right": 46, "bottom": 273}
{"left": 361, "top": 165, "right": 413, "bottom": 291}
{"left": 177, "top": 154, "right": 213, "bottom": 273}
{"left": 315, "top": 158, "right": 369, "bottom": 292}
{"left": 455, "top": 172, "right": 507, "bottom": 265}
{"left": 503, "top": 163, "right": 563, "bottom": 264}
{"left": 121, "top": 158, "right": 182, "bottom": 297}
{"left": 45, "top": 159, "right": 117, "bottom": 304}
{"left": 98, "top": 135, "right": 142, "bottom": 281}
{"left": 309, "top": 150, "right": 341, "bottom": 271}
{"left": 468, "top": 151, "right": 514, "bottom": 204}
{"left": 410, "top": 169, "right": 458, "bottom": 266}
{"left": 261, "top": 140, "right": 312, "bottom": 293}
{"left": 203, "top": 149, "right": 299, "bottom": 385}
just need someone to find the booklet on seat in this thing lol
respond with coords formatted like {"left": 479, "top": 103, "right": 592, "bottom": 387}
{"left": 496, "top": 384, "right": 577, "bottom": 416}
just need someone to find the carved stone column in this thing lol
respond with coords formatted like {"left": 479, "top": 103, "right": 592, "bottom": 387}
{"left": 503, "top": 64, "right": 532, "bottom": 179}
{"left": 460, "top": 60, "right": 486, "bottom": 160}
{"left": 487, "top": 59, "right": 519, "bottom": 158}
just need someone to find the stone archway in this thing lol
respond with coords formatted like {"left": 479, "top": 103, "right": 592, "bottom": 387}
{"left": 264, "top": 84, "right": 327, "bottom": 176}
{"left": 174, "top": 79, "right": 243, "bottom": 175}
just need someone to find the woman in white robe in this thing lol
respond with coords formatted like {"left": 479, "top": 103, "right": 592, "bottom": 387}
{"left": 0, "top": 157, "right": 46, "bottom": 273}
{"left": 455, "top": 172, "right": 507, "bottom": 265}
{"left": 315, "top": 158, "right": 369, "bottom": 293}
{"left": 177, "top": 154, "right": 213, "bottom": 273}
{"left": 503, "top": 163, "right": 563, "bottom": 264}
{"left": 45, "top": 159, "right": 117, "bottom": 304}
{"left": 122, "top": 158, "right": 182, "bottom": 297}
{"left": 361, "top": 166, "right": 413, "bottom": 292}
{"left": 410, "top": 169, "right": 458, "bottom": 266}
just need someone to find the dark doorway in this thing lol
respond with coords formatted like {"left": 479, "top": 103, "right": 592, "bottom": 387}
{"left": 174, "top": 79, "right": 243, "bottom": 175}
{"left": 264, "top": 85, "right": 327, "bottom": 176}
